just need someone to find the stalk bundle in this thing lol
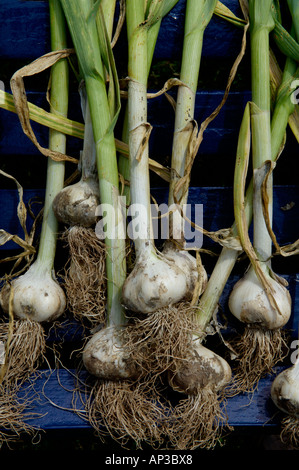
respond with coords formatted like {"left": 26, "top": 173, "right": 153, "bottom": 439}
{"left": 0, "top": 0, "right": 298, "bottom": 452}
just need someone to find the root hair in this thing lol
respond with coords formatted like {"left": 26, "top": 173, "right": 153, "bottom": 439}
{"left": 86, "top": 377, "right": 169, "bottom": 449}
{"left": 0, "top": 319, "right": 46, "bottom": 445}
{"left": 280, "top": 415, "right": 299, "bottom": 449}
{"left": 62, "top": 226, "right": 107, "bottom": 328}
{"left": 228, "top": 326, "right": 289, "bottom": 395}
{"left": 165, "top": 388, "right": 231, "bottom": 450}
{"left": 125, "top": 302, "right": 197, "bottom": 377}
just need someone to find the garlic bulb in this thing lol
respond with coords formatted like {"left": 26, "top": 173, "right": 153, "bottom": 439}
{"left": 0, "top": 262, "right": 66, "bottom": 323}
{"left": 228, "top": 265, "right": 291, "bottom": 330}
{"left": 53, "top": 177, "right": 99, "bottom": 228}
{"left": 271, "top": 358, "right": 299, "bottom": 418}
{"left": 163, "top": 241, "right": 207, "bottom": 295}
{"left": 169, "top": 338, "right": 232, "bottom": 395}
{"left": 122, "top": 247, "right": 195, "bottom": 314}
{"left": 83, "top": 326, "right": 139, "bottom": 380}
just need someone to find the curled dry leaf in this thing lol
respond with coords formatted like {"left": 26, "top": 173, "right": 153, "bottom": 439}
{"left": 10, "top": 49, "right": 77, "bottom": 164}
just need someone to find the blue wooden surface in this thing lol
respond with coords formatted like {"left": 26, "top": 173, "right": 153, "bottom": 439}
{"left": 0, "top": 90, "right": 251, "bottom": 160}
{"left": 18, "top": 367, "right": 284, "bottom": 431}
{"left": 0, "top": 0, "right": 243, "bottom": 60}
{"left": 1, "top": 186, "right": 298, "bottom": 250}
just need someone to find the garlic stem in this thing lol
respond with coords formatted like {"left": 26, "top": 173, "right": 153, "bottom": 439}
{"left": 52, "top": 83, "right": 99, "bottom": 228}
{"left": 24, "top": 0, "right": 69, "bottom": 275}
{"left": 196, "top": 246, "right": 240, "bottom": 333}
{"left": 196, "top": 50, "right": 297, "bottom": 333}
{"left": 168, "top": 0, "right": 217, "bottom": 209}
{"left": 0, "top": 0, "right": 69, "bottom": 323}
{"left": 123, "top": 1, "right": 198, "bottom": 314}
{"left": 118, "top": 12, "right": 165, "bottom": 206}
{"left": 127, "top": 79, "right": 153, "bottom": 254}
{"left": 251, "top": 109, "right": 273, "bottom": 262}
{"left": 164, "top": 0, "right": 216, "bottom": 300}
{"left": 78, "top": 82, "right": 97, "bottom": 180}
{"left": 126, "top": 0, "right": 157, "bottom": 253}
{"left": 99, "top": 0, "right": 117, "bottom": 41}
{"left": 37, "top": 0, "right": 69, "bottom": 271}
{"left": 60, "top": 0, "right": 127, "bottom": 328}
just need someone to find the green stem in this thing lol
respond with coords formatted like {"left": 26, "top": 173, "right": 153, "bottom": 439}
{"left": 118, "top": 15, "right": 163, "bottom": 206}
{"left": 126, "top": 0, "right": 154, "bottom": 256}
{"left": 288, "top": 0, "right": 299, "bottom": 41}
{"left": 249, "top": 0, "right": 274, "bottom": 262}
{"left": 36, "top": 0, "right": 68, "bottom": 271}
{"left": 100, "top": 0, "right": 117, "bottom": 40}
{"left": 196, "top": 102, "right": 251, "bottom": 333}
{"left": 271, "top": 52, "right": 297, "bottom": 158}
{"left": 168, "top": 0, "right": 217, "bottom": 237}
{"left": 60, "top": 0, "right": 126, "bottom": 327}
{"left": 85, "top": 74, "right": 126, "bottom": 329}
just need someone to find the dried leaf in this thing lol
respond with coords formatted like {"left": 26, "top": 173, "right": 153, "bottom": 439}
{"left": 120, "top": 77, "right": 187, "bottom": 100}
{"left": 172, "top": 15, "right": 250, "bottom": 209}
{"left": 10, "top": 49, "right": 77, "bottom": 164}
{"left": 0, "top": 171, "right": 36, "bottom": 278}
{"left": 131, "top": 122, "right": 153, "bottom": 163}
{"left": 0, "top": 170, "right": 28, "bottom": 243}
{"left": 260, "top": 160, "right": 299, "bottom": 258}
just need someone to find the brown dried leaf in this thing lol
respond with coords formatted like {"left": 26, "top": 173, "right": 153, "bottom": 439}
{"left": 133, "top": 122, "right": 153, "bottom": 163}
{"left": 260, "top": 160, "right": 299, "bottom": 258}
{"left": 10, "top": 49, "right": 77, "bottom": 164}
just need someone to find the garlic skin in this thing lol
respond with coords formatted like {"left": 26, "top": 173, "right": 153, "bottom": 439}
{"left": 53, "top": 177, "right": 99, "bottom": 228}
{"left": 0, "top": 263, "right": 66, "bottom": 323}
{"left": 163, "top": 241, "right": 207, "bottom": 295}
{"left": 271, "top": 360, "right": 299, "bottom": 418}
{"left": 228, "top": 266, "right": 292, "bottom": 329}
{"left": 170, "top": 339, "right": 232, "bottom": 395}
{"left": 122, "top": 249, "right": 194, "bottom": 314}
{"left": 83, "top": 326, "right": 139, "bottom": 380}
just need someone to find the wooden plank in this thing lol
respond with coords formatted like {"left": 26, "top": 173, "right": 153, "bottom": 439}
{"left": 0, "top": 0, "right": 49, "bottom": 60}
{"left": 19, "top": 369, "right": 90, "bottom": 430}
{"left": 0, "top": 0, "right": 244, "bottom": 60}
{"left": 151, "top": 186, "right": 299, "bottom": 249}
{"left": 0, "top": 90, "right": 250, "bottom": 157}
{"left": 1, "top": 186, "right": 298, "bottom": 250}
{"left": 18, "top": 367, "right": 283, "bottom": 431}
{"left": 0, "top": 91, "right": 82, "bottom": 158}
